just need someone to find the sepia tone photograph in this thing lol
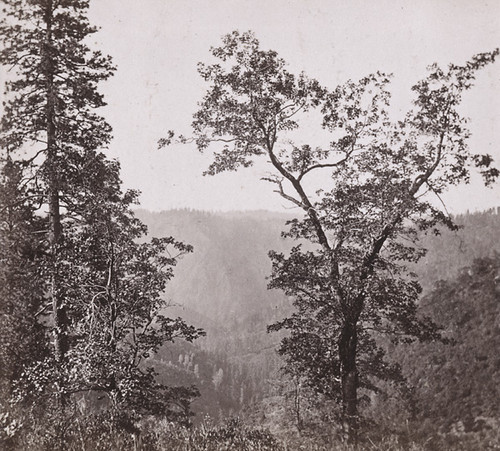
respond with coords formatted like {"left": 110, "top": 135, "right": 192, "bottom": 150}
{"left": 1, "top": 1, "right": 499, "bottom": 449}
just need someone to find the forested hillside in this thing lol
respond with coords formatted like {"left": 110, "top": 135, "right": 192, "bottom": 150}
{"left": 400, "top": 254, "right": 500, "bottom": 447}
{"left": 138, "top": 207, "right": 500, "bottom": 329}
{"left": 137, "top": 209, "right": 293, "bottom": 326}
{"left": 135, "top": 209, "right": 295, "bottom": 420}
{"left": 136, "top": 208, "right": 500, "bottom": 441}
{"left": 415, "top": 209, "right": 500, "bottom": 291}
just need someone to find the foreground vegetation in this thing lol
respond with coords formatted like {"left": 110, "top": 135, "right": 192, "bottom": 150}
{"left": 3, "top": 413, "right": 500, "bottom": 450}
{"left": 2, "top": 250, "right": 500, "bottom": 450}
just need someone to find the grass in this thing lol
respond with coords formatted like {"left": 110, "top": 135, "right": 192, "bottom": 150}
{"left": 3, "top": 412, "right": 500, "bottom": 450}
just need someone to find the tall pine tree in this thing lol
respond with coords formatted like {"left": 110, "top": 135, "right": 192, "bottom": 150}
{"left": 1, "top": 0, "right": 205, "bottom": 442}
{"left": 0, "top": 0, "right": 115, "bottom": 367}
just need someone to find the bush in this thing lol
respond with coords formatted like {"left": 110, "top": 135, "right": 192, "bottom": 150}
{"left": 140, "top": 417, "right": 283, "bottom": 451}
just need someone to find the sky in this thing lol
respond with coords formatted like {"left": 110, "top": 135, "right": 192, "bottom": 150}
{"left": 34, "top": 1, "right": 500, "bottom": 212}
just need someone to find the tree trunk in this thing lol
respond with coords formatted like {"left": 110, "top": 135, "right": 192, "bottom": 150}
{"left": 339, "top": 321, "right": 358, "bottom": 443}
{"left": 49, "top": 187, "right": 67, "bottom": 362}
{"left": 45, "top": 0, "right": 68, "bottom": 365}
{"left": 293, "top": 377, "right": 303, "bottom": 432}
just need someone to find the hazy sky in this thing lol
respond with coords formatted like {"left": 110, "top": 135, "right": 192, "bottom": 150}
{"left": 84, "top": 1, "right": 499, "bottom": 212}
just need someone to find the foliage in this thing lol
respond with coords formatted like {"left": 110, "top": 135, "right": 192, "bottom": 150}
{"left": 0, "top": 0, "right": 115, "bottom": 153}
{"left": 254, "top": 369, "right": 342, "bottom": 439}
{"left": 9, "top": 166, "right": 205, "bottom": 418}
{"left": 0, "top": 159, "right": 48, "bottom": 400}
{"left": 2, "top": 414, "right": 284, "bottom": 451}
{"left": 0, "top": 0, "right": 116, "bottom": 372}
{"left": 164, "top": 29, "right": 499, "bottom": 438}
{"left": 399, "top": 255, "right": 500, "bottom": 433}
{"left": 152, "top": 417, "right": 283, "bottom": 451}
{"left": 108, "top": 209, "right": 500, "bottom": 450}
{"left": 6, "top": 405, "right": 499, "bottom": 451}
{"left": 137, "top": 208, "right": 500, "bottom": 425}
{"left": 0, "top": 0, "right": 205, "bottom": 439}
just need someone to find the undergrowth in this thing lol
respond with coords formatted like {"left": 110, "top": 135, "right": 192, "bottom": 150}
{"left": 2, "top": 412, "right": 499, "bottom": 450}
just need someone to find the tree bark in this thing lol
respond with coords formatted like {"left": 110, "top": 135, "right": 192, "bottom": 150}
{"left": 266, "top": 142, "right": 359, "bottom": 439}
{"left": 45, "top": 0, "right": 68, "bottom": 364}
{"left": 339, "top": 321, "right": 359, "bottom": 443}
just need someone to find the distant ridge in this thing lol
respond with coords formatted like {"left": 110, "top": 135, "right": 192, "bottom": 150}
{"left": 134, "top": 208, "right": 500, "bottom": 420}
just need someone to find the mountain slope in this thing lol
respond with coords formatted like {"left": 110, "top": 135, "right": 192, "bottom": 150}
{"left": 135, "top": 208, "right": 500, "bottom": 424}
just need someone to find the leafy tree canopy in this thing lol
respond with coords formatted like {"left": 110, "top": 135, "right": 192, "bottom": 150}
{"left": 164, "top": 30, "right": 499, "bottom": 439}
